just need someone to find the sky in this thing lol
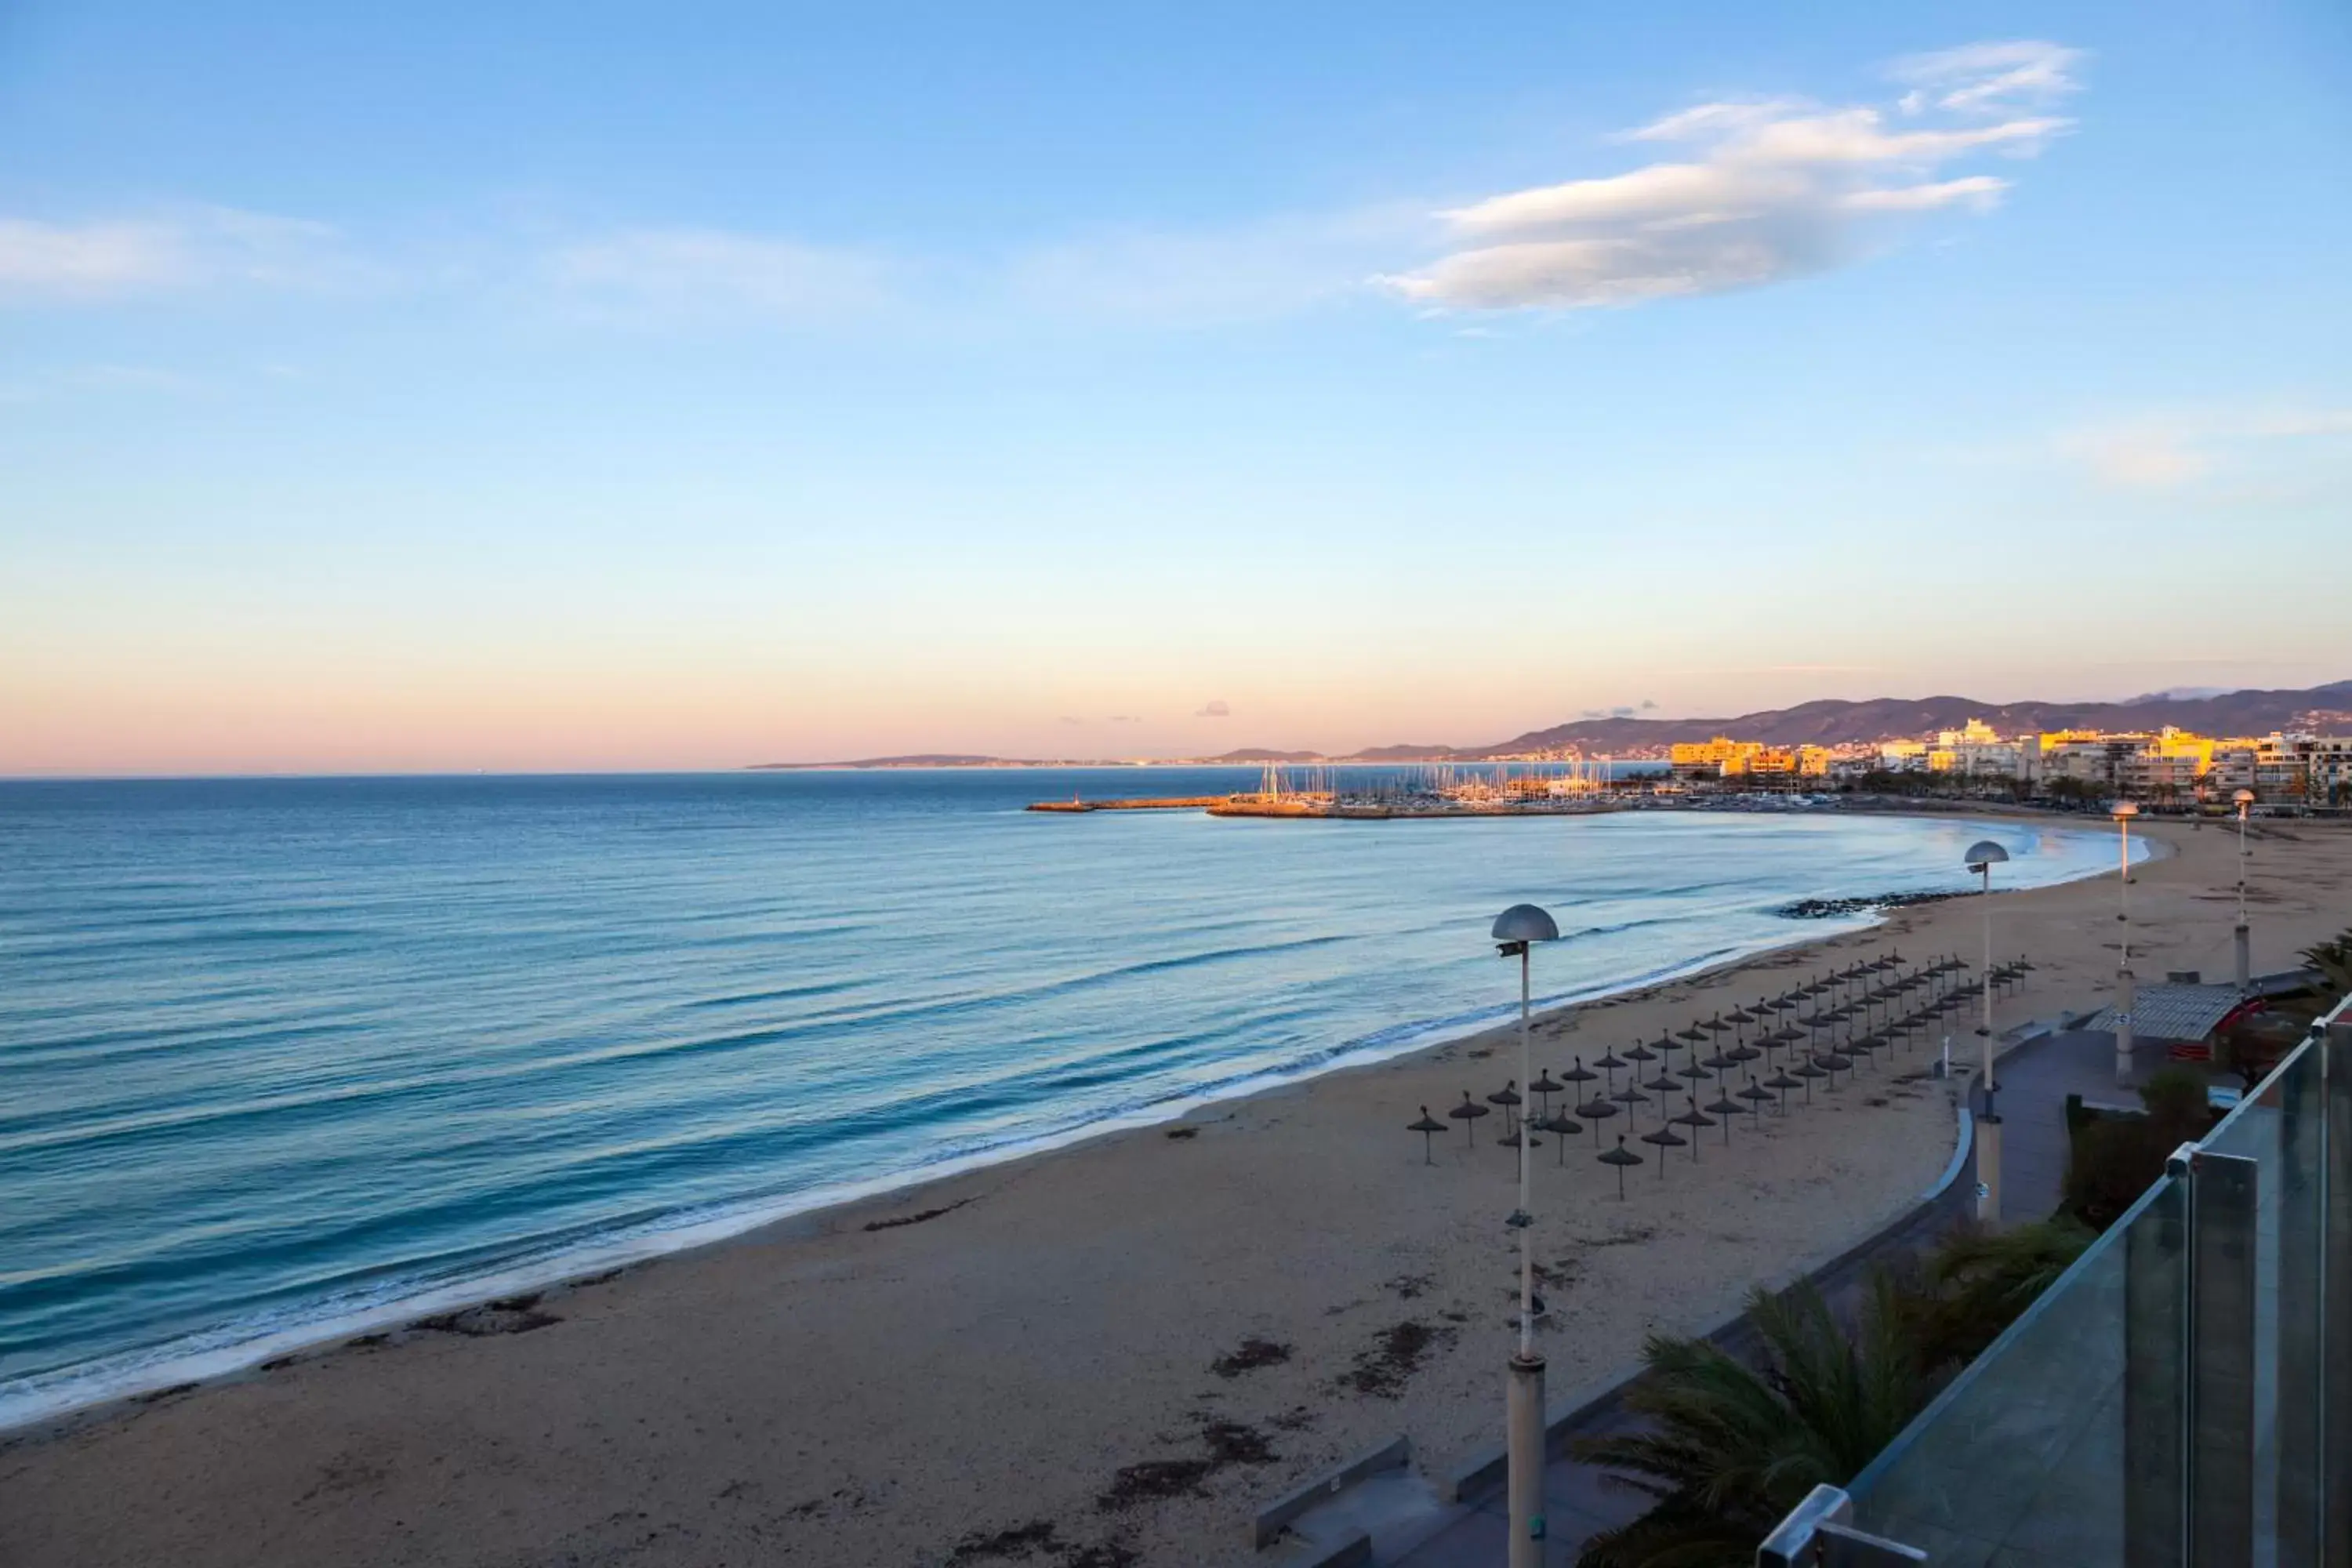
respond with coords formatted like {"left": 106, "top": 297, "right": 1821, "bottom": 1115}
{"left": 4, "top": 1, "right": 2350, "bottom": 774}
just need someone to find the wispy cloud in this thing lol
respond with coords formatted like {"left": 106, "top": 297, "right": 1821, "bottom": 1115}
{"left": 2059, "top": 407, "right": 2352, "bottom": 489}
{"left": 546, "top": 229, "right": 895, "bottom": 325}
{"left": 0, "top": 207, "right": 368, "bottom": 304}
{"left": 1887, "top": 41, "right": 2087, "bottom": 116}
{"left": 1384, "top": 40, "right": 2082, "bottom": 311}
{"left": 1195, "top": 699, "right": 1232, "bottom": 717}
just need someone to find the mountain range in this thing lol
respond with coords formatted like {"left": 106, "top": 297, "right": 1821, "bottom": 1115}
{"left": 1454, "top": 679, "right": 2352, "bottom": 759}
{"left": 756, "top": 681, "right": 2352, "bottom": 768}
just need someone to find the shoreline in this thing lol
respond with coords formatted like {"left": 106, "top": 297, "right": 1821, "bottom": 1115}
{"left": 0, "top": 883, "right": 1899, "bottom": 1439}
{"left": 0, "top": 804, "right": 2142, "bottom": 1439}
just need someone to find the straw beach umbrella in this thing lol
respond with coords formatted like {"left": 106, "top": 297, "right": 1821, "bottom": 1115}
{"left": 1409, "top": 1107, "right": 1447, "bottom": 1164}
{"left": 1487, "top": 1081, "right": 1523, "bottom": 1138}
{"left": 1598, "top": 1135, "right": 1643, "bottom": 1200}
{"left": 1529, "top": 1069, "right": 1564, "bottom": 1123}
{"left": 1448, "top": 1091, "right": 1490, "bottom": 1148}
{"left": 1594, "top": 1047, "right": 1628, "bottom": 1094}
{"left": 1673, "top": 1095, "right": 1719, "bottom": 1156}
{"left": 1790, "top": 1057, "right": 1826, "bottom": 1102}
{"left": 1640, "top": 1124, "right": 1686, "bottom": 1178}
{"left": 1576, "top": 1091, "right": 1620, "bottom": 1146}
{"left": 1675, "top": 1028, "right": 1714, "bottom": 1080}
{"left": 1704, "top": 1089, "right": 1744, "bottom": 1144}
{"left": 1538, "top": 1111, "right": 1583, "bottom": 1166}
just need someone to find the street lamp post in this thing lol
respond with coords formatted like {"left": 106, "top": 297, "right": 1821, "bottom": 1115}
{"left": 1965, "top": 840, "right": 2009, "bottom": 1221}
{"left": 2112, "top": 800, "right": 2140, "bottom": 1083}
{"left": 1492, "top": 902, "right": 1560, "bottom": 1568}
{"left": 2234, "top": 787, "right": 2256, "bottom": 991}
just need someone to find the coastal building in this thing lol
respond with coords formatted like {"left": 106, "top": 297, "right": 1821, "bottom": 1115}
{"left": 1669, "top": 737, "right": 1831, "bottom": 784}
{"left": 2032, "top": 731, "right": 2147, "bottom": 792}
{"left": 1668, "top": 737, "right": 1748, "bottom": 779}
{"left": 1930, "top": 719, "right": 2026, "bottom": 779}
{"left": 2309, "top": 737, "right": 2352, "bottom": 805}
{"left": 2206, "top": 740, "right": 2261, "bottom": 797}
{"left": 1869, "top": 717, "right": 2026, "bottom": 779}
{"left": 1721, "top": 744, "right": 1831, "bottom": 780}
{"left": 2117, "top": 728, "right": 2216, "bottom": 803}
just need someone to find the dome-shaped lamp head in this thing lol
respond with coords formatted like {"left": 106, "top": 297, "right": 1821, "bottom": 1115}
{"left": 1492, "top": 903, "right": 1559, "bottom": 944}
{"left": 2111, "top": 800, "right": 2140, "bottom": 820}
{"left": 1965, "top": 840, "right": 2009, "bottom": 873}
{"left": 2234, "top": 789, "right": 2255, "bottom": 807}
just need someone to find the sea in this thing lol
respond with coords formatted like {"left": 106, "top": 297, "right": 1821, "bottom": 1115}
{"left": 0, "top": 770, "right": 2132, "bottom": 1425}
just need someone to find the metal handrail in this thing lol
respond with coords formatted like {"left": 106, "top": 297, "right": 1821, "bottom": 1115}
{"left": 1759, "top": 988, "right": 2352, "bottom": 1564}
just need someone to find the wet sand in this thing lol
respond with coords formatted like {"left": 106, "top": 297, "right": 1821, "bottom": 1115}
{"left": 5, "top": 812, "right": 2347, "bottom": 1568}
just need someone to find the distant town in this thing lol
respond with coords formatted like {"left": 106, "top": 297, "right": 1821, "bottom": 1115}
{"left": 1667, "top": 720, "right": 2352, "bottom": 807}
{"left": 761, "top": 681, "right": 2352, "bottom": 811}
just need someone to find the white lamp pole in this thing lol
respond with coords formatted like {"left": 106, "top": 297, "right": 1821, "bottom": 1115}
{"left": 2113, "top": 800, "right": 2140, "bottom": 1083}
{"left": 1492, "top": 902, "right": 1560, "bottom": 1568}
{"left": 1965, "top": 840, "right": 2009, "bottom": 1221}
{"left": 2234, "top": 788, "right": 2255, "bottom": 991}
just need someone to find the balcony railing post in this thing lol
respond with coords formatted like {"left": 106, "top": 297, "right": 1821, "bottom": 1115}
{"left": 2127, "top": 1149, "right": 2192, "bottom": 1568}
{"left": 2325, "top": 1016, "right": 2352, "bottom": 1566}
{"left": 2189, "top": 1147, "right": 2259, "bottom": 1565}
{"left": 2281, "top": 1026, "right": 2327, "bottom": 1567}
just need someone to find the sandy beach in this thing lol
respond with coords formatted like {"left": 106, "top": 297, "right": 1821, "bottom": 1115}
{"left": 5, "top": 811, "right": 2348, "bottom": 1568}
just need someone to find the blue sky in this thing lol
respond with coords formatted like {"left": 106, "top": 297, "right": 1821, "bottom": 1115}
{"left": 4, "top": 1, "right": 2350, "bottom": 772}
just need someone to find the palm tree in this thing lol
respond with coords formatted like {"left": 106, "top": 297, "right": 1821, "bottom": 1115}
{"left": 1896, "top": 1220, "right": 2092, "bottom": 1369}
{"left": 1572, "top": 1278, "right": 1924, "bottom": 1568}
{"left": 2302, "top": 927, "right": 2352, "bottom": 996}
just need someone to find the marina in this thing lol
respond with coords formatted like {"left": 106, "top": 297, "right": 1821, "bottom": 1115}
{"left": 1030, "top": 759, "right": 1639, "bottom": 818}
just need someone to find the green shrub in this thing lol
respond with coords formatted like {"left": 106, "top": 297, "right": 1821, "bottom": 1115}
{"left": 2063, "top": 1067, "right": 2215, "bottom": 1230}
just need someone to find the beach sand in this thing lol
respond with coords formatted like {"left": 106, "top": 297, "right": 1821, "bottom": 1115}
{"left": 4, "top": 813, "right": 2347, "bottom": 1568}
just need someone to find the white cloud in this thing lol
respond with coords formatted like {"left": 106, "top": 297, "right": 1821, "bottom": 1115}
{"left": 1887, "top": 42, "right": 2085, "bottom": 115}
{"left": 1386, "top": 41, "right": 2082, "bottom": 311}
{"left": 0, "top": 207, "right": 359, "bottom": 304}
{"left": 1842, "top": 176, "right": 2009, "bottom": 212}
{"left": 548, "top": 230, "right": 894, "bottom": 324}
{"left": 0, "top": 220, "right": 183, "bottom": 298}
{"left": 2059, "top": 407, "right": 2352, "bottom": 489}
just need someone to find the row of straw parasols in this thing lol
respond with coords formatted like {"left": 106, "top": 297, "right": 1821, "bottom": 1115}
{"left": 1407, "top": 949, "right": 2033, "bottom": 1197}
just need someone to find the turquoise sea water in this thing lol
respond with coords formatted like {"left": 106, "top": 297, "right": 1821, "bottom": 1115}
{"left": 0, "top": 771, "right": 2127, "bottom": 1424}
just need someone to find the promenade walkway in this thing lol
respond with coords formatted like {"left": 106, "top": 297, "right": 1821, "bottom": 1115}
{"left": 1984, "top": 1026, "right": 2150, "bottom": 1223}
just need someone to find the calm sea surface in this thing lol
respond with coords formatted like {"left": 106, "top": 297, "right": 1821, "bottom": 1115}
{"left": 0, "top": 771, "right": 2124, "bottom": 1422}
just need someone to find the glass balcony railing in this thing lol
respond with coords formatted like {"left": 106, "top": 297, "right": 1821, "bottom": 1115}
{"left": 1760, "top": 992, "right": 2352, "bottom": 1567}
